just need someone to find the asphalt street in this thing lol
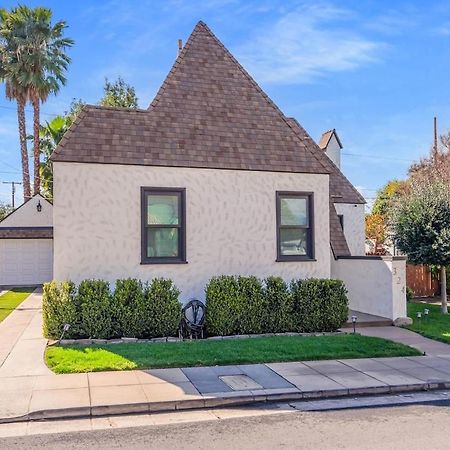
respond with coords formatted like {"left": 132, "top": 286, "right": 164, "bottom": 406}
{"left": 2, "top": 401, "right": 450, "bottom": 450}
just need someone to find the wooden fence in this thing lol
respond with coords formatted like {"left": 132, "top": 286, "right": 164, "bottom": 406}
{"left": 406, "top": 264, "right": 440, "bottom": 297}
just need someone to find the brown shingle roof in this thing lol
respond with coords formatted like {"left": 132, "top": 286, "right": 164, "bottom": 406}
{"left": 286, "top": 118, "right": 365, "bottom": 205}
{"left": 329, "top": 204, "right": 350, "bottom": 257}
{"left": 51, "top": 21, "right": 329, "bottom": 175}
{"left": 0, "top": 227, "right": 53, "bottom": 239}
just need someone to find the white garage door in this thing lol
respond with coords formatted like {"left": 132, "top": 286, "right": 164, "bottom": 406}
{"left": 0, "top": 239, "right": 53, "bottom": 286}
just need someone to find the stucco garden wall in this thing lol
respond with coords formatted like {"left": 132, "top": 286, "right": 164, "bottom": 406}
{"left": 53, "top": 163, "right": 331, "bottom": 301}
{"left": 331, "top": 255, "right": 407, "bottom": 320}
{"left": 334, "top": 203, "right": 365, "bottom": 256}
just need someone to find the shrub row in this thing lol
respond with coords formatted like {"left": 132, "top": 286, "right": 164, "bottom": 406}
{"left": 43, "top": 276, "right": 349, "bottom": 339}
{"left": 205, "top": 276, "right": 348, "bottom": 336}
{"left": 43, "top": 278, "right": 182, "bottom": 339}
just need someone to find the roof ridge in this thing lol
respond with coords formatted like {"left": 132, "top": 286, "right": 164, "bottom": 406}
{"left": 149, "top": 21, "right": 205, "bottom": 109}
{"left": 197, "top": 23, "right": 330, "bottom": 173}
{"left": 287, "top": 117, "right": 365, "bottom": 204}
{"left": 84, "top": 104, "right": 149, "bottom": 113}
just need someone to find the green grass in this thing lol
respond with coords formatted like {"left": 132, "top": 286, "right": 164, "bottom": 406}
{"left": 45, "top": 334, "right": 421, "bottom": 374}
{"left": 0, "top": 287, "right": 35, "bottom": 323}
{"left": 407, "top": 302, "right": 450, "bottom": 345}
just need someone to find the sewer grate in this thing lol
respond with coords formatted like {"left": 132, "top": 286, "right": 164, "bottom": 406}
{"left": 219, "top": 374, "right": 263, "bottom": 391}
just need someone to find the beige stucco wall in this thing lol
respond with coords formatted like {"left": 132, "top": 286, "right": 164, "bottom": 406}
{"left": 53, "top": 163, "right": 330, "bottom": 301}
{"left": 334, "top": 203, "right": 365, "bottom": 256}
{"left": 331, "top": 256, "right": 407, "bottom": 320}
{"left": 0, "top": 194, "right": 52, "bottom": 227}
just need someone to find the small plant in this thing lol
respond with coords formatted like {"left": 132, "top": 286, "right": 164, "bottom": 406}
{"left": 406, "top": 287, "right": 414, "bottom": 303}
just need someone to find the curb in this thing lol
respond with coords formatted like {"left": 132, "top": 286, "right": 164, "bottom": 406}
{"left": 1, "top": 381, "right": 449, "bottom": 424}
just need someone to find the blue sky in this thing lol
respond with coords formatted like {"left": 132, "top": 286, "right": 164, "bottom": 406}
{"left": 1, "top": 0, "right": 450, "bottom": 208}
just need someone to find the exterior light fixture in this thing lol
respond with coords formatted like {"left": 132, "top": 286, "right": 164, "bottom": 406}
{"left": 36, "top": 200, "right": 42, "bottom": 212}
{"left": 416, "top": 312, "right": 422, "bottom": 319}
{"left": 351, "top": 315, "right": 357, "bottom": 334}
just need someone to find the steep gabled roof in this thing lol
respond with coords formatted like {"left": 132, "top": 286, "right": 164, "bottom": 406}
{"left": 329, "top": 203, "right": 350, "bottom": 257}
{"left": 286, "top": 118, "right": 365, "bottom": 204}
{"left": 51, "top": 21, "right": 329, "bottom": 175}
{"left": 319, "top": 129, "right": 343, "bottom": 150}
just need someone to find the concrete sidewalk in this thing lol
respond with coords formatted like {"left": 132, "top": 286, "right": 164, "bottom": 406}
{"left": 3, "top": 289, "right": 450, "bottom": 423}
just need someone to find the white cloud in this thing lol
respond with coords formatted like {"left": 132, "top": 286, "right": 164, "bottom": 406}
{"left": 235, "top": 3, "right": 384, "bottom": 84}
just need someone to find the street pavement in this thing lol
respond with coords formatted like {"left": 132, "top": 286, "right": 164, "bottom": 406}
{"left": 1, "top": 399, "right": 450, "bottom": 449}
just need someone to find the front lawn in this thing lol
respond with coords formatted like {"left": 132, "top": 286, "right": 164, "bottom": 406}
{"left": 407, "top": 302, "right": 450, "bottom": 345}
{"left": 45, "top": 334, "right": 420, "bottom": 374}
{"left": 0, "top": 287, "right": 35, "bottom": 323}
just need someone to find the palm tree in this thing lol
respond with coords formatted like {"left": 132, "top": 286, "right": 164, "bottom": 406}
{"left": 11, "top": 6, "right": 73, "bottom": 194}
{"left": 0, "top": 9, "right": 31, "bottom": 200}
{"left": 38, "top": 115, "right": 68, "bottom": 199}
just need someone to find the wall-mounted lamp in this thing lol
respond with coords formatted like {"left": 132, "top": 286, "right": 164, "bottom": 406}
{"left": 36, "top": 200, "right": 42, "bottom": 212}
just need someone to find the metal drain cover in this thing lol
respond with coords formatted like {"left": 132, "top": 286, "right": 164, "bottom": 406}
{"left": 219, "top": 375, "right": 263, "bottom": 391}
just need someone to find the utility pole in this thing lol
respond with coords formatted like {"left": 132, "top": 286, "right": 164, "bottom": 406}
{"left": 2, "top": 181, "right": 22, "bottom": 208}
{"left": 433, "top": 116, "right": 438, "bottom": 160}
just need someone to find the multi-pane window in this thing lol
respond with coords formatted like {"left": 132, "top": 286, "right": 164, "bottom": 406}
{"left": 141, "top": 188, "right": 186, "bottom": 264}
{"left": 276, "top": 192, "right": 314, "bottom": 261}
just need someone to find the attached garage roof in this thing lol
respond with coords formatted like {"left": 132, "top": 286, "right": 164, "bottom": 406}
{"left": 0, "top": 227, "right": 53, "bottom": 239}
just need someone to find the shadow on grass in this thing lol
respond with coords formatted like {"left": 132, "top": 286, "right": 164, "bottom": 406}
{"left": 45, "top": 334, "right": 422, "bottom": 374}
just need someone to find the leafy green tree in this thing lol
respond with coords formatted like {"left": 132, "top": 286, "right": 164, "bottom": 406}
{"left": 99, "top": 76, "right": 138, "bottom": 108}
{"left": 2, "top": 6, "right": 73, "bottom": 195}
{"left": 0, "top": 202, "right": 13, "bottom": 221}
{"left": 372, "top": 180, "right": 407, "bottom": 216}
{"left": 39, "top": 116, "right": 68, "bottom": 199}
{"left": 391, "top": 181, "right": 450, "bottom": 313}
{"left": 65, "top": 98, "right": 86, "bottom": 126}
{"left": 0, "top": 8, "right": 32, "bottom": 200}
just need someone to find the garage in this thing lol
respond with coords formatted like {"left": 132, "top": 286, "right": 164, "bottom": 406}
{"left": 0, "top": 194, "right": 53, "bottom": 287}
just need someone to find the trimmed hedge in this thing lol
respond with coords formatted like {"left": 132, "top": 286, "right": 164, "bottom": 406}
{"left": 44, "top": 275, "right": 349, "bottom": 340}
{"left": 43, "top": 278, "right": 182, "bottom": 339}
{"left": 205, "top": 276, "right": 348, "bottom": 336}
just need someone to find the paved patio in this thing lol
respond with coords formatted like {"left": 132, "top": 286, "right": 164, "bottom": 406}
{"left": 2, "top": 289, "right": 450, "bottom": 423}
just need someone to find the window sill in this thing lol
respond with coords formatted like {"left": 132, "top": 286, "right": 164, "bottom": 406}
{"left": 140, "top": 260, "right": 188, "bottom": 265}
{"left": 276, "top": 258, "right": 317, "bottom": 262}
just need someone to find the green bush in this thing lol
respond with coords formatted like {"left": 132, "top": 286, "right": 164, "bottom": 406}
{"left": 113, "top": 278, "right": 146, "bottom": 337}
{"left": 205, "top": 276, "right": 349, "bottom": 336}
{"left": 141, "top": 278, "right": 182, "bottom": 338}
{"left": 205, "top": 276, "right": 241, "bottom": 336}
{"left": 42, "top": 281, "right": 77, "bottom": 339}
{"left": 406, "top": 287, "right": 414, "bottom": 303}
{"left": 291, "top": 278, "right": 348, "bottom": 332}
{"left": 264, "top": 276, "right": 294, "bottom": 332}
{"left": 77, "top": 279, "right": 113, "bottom": 339}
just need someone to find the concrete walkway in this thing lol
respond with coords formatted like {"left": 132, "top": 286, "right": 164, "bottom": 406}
{"left": 2, "top": 290, "right": 450, "bottom": 423}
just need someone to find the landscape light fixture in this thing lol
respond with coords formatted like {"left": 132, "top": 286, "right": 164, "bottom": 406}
{"left": 351, "top": 315, "right": 357, "bottom": 334}
{"left": 36, "top": 200, "right": 42, "bottom": 212}
{"left": 417, "top": 312, "right": 422, "bottom": 319}
{"left": 424, "top": 309, "right": 429, "bottom": 316}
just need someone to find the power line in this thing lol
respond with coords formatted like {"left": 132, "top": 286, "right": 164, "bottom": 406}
{"left": 0, "top": 104, "right": 60, "bottom": 117}
{"left": 341, "top": 152, "right": 414, "bottom": 163}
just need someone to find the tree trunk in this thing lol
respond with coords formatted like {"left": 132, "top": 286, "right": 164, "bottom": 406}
{"left": 441, "top": 266, "right": 448, "bottom": 314}
{"left": 17, "top": 99, "right": 31, "bottom": 201}
{"left": 32, "top": 97, "right": 41, "bottom": 195}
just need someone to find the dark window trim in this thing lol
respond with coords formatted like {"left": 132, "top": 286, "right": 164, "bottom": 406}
{"left": 140, "top": 187, "right": 187, "bottom": 264}
{"left": 276, "top": 191, "right": 315, "bottom": 262}
{"left": 338, "top": 214, "right": 344, "bottom": 230}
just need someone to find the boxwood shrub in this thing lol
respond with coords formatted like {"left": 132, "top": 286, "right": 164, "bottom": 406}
{"left": 205, "top": 276, "right": 348, "bottom": 336}
{"left": 42, "top": 277, "right": 182, "bottom": 339}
